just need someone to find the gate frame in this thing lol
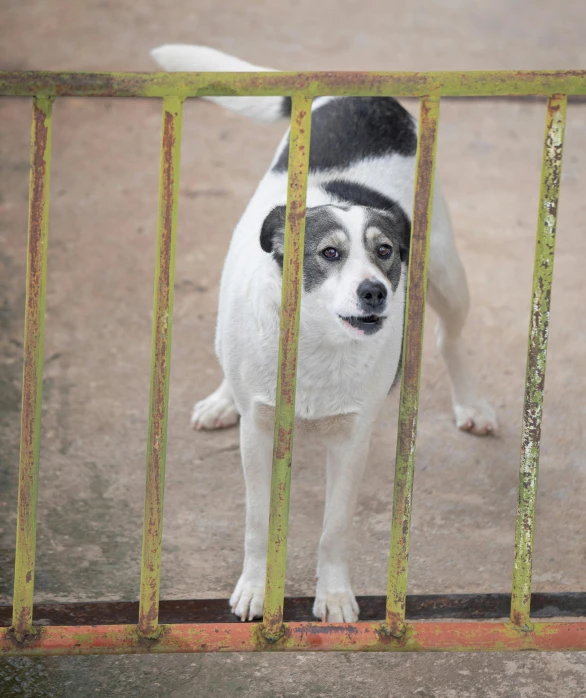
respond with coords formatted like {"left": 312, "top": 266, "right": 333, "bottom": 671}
{"left": 1, "top": 69, "right": 585, "bottom": 655}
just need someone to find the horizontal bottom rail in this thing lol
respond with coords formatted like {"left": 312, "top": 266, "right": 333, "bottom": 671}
{"left": 2, "top": 620, "right": 586, "bottom": 655}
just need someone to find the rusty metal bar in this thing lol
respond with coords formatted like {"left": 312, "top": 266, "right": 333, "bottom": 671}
{"left": 11, "top": 96, "right": 54, "bottom": 642}
{"left": 3, "top": 620, "right": 586, "bottom": 656}
{"left": 386, "top": 97, "right": 441, "bottom": 637}
{"left": 510, "top": 94, "right": 567, "bottom": 630}
{"left": 1, "top": 70, "right": 586, "bottom": 99}
{"left": 262, "top": 95, "right": 313, "bottom": 641}
{"left": 138, "top": 96, "right": 183, "bottom": 638}
{"left": 2, "top": 71, "right": 584, "bottom": 658}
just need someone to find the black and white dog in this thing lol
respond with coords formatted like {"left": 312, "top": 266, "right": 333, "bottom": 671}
{"left": 152, "top": 45, "right": 497, "bottom": 623}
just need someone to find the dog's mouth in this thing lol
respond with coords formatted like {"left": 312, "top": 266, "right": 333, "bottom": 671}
{"left": 339, "top": 314, "right": 386, "bottom": 335}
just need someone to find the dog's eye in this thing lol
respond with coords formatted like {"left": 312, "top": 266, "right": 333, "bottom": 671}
{"left": 377, "top": 244, "right": 393, "bottom": 259}
{"left": 322, "top": 247, "right": 340, "bottom": 260}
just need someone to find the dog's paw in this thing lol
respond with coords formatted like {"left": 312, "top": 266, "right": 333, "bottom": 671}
{"left": 454, "top": 399, "right": 497, "bottom": 436}
{"left": 313, "top": 588, "right": 359, "bottom": 623}
{"left": 191, "top": 392, "right": 239, "bottom": 431}
{"left": 230, "top": 577, "right": 265, "bottom": 622}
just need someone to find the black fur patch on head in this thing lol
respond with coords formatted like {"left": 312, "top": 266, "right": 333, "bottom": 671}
{"left": 273, "top": 97, "right": 417, "bottom": 172}
{"left": 260, "top": 205, "right": 348, "bottom": 292}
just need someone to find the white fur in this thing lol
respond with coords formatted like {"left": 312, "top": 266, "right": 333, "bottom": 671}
{"left": 152, "top": 45, "right": 497, "bottom": 623}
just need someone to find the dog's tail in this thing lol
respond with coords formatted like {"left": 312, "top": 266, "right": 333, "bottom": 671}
{"left": 150, "top": 44, "right": 290, "bottom": 123}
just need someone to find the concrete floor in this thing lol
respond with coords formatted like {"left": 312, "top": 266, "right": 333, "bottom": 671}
{"left": 1, "top": 0, "right": 586, "bottom": 696}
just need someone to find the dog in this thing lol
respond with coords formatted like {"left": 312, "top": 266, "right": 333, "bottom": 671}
{"left": 151, "top": 44, "right": 497, "bottom": 623}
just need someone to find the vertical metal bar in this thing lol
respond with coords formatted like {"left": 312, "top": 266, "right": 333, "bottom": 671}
{"left": 385, "top": 96, "right": 440, "bottom": 637}
{"left": 138, "top": 96, "right": 183, "bottom": 638}
{"left": 11, "top": 96, "right": 54, "bottom": 641}
{"left": 510, "top": 94, "right": 567, "bottom": 630}
{"left": 262, "top": 95, "right": 313, "bottom": 640}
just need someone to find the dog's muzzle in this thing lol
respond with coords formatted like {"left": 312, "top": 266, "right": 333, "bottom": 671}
{"left": 339, "top": 314, "right": 386, "bottom": 335}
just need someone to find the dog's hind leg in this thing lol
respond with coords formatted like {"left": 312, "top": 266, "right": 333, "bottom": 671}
{"left": 229, "top": 415, "right": 273, "bottom": 621}
{"left": 191, "top": 378, "right": 239, "bottom": 430}
{"left": 313, "top": 425, "right": 372, "bottom": 622}
{"left": 427, "top": 189, "right": 497, "bottom": 435}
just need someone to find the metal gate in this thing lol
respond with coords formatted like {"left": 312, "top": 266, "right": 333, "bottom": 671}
{"left": 1, "top": 70, "right": 585, "bottom": 655}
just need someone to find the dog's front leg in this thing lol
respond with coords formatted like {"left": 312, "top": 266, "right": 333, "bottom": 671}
{"left": 230, "top": 415, "right": 273, "bottom": 621}
{"left": 314, "top": 427, "right": 372, "bottom": 622}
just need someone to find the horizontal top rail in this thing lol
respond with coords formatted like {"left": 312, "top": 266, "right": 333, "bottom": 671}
{"left": 0, "top": 70, "right": 585, "bottom": 98}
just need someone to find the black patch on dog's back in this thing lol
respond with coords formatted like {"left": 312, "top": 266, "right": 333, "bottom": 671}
{"left": 273, "top": 97, "right": 417, "bottom": 172}
{"left": 281, "top": 97, "right": 292, "bottom": 118}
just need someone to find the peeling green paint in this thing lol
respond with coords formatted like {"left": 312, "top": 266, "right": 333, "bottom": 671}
{"left": 138, "top": 96, "right": 184, "bottom": 638}
{"left": 0, "top": 70, "right": 586, "bottom": 98}
{"left": 262, "top": 96, "right": 313, "bottom": 641}
{"left": 511, "top": 95, "right": 567, "bottom": 629}
{"left": 386, "top": 97, "right": 440, "bottom": 636}
{"left": 2, "top": 70, "right": 582, "bottom": 655}
{"left": 12, "top": 96, "right": 53, "bottom": 642}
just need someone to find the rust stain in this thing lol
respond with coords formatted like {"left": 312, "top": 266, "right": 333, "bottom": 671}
{"left": 386, "top": 97, "right": 439, "bottom": 629}
{"left": 3, "top": 74, "right": 580, "bottom": 659}
{"left": 12, "top": 97, "right": 54, "bottom": 640}
{"left": 139, "top": 99, "right": 183, "bottom": 638}
{"left": 263, "top": 96, "right": 312, "bottom": 639}
{"left": 19, "top": 104, "right": 48, "bottom": 473}
{"left": 511, "top": 610, "right": 524, "bottom": 627}
{"left": 510, "top": 95, "right": 567, "bottom": 628}
{"left": 275, "top": 427, "right": 293, "bottom": 461}
{"left": 3, "top": 620, "right": 586, "bottom": 655}
{"left": 2, "top": 69, "right": 586, "bottom": 101}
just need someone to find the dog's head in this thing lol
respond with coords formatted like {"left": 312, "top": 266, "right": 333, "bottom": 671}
{"left": 260, "top": 204, "right": 410, "bottom": 340}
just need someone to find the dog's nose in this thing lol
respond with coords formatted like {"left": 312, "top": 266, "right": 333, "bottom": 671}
{"left": 357, "top": 280, "right": 387, "bottom": 311}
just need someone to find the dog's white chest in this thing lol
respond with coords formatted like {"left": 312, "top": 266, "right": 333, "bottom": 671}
{"left": 294, "top": 346, "right": 371, "bottom": 418}
{"left": 252, "top": 336, "right": 394, "bottom": 422}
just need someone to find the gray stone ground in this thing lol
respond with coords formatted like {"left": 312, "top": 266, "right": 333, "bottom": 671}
{"left": 1, "top": 0, "right": 586, "bottom": 695}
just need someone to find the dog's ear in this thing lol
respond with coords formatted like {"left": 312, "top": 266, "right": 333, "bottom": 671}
{"left": 260, "top": 205, "right": 287, "bottom": 257}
